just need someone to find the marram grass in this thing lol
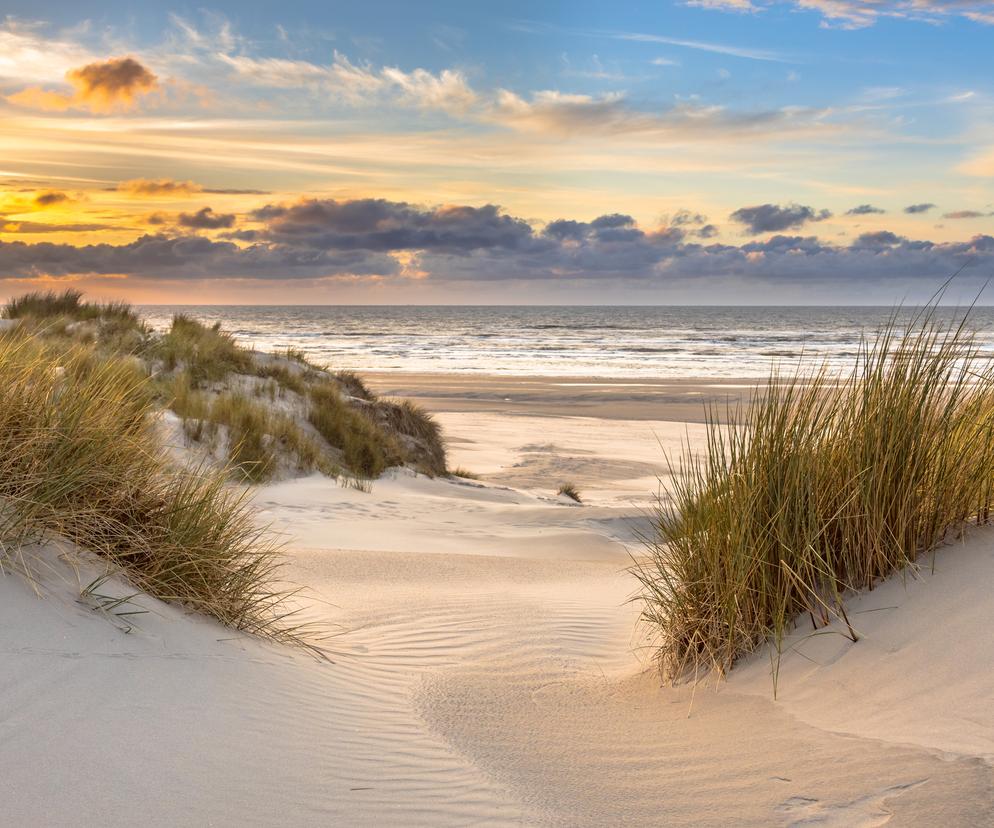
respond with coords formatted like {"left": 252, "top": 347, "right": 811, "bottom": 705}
{"left": 634, "top": 305, "right": 994, "bottom": 684}
{"left": 0, "top": 332, "right": 305, "bottom": 644}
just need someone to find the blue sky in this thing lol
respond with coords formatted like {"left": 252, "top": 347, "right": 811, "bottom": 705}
{"left": 0, "top": 1, "right": 992, "bottom": 303}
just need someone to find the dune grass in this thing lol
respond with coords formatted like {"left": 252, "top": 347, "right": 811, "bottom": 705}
{"left": 3, "top": 288, "right": 136, "bottom": 324}
{"left": 2, "top": 290, "right": 150, "bottom": 355}
{"left": 0, "top": 333, "right": 301, "bottom": 642}
{"left": 154, "top": 314, "right": 254, "bottom": 383}
{"left": 307, "top": 384, "right": 398, "bottom": 478}
{"left": 163, "top": 372, "right": 328, "bottom": 482}
{"left": 5, "top": 292, "right": 447, "bottom": 483}
{"left": 634, "top": 305, "right": 994, "bottom": 685}
{"left": 557, "top": 482, "right": 582, "bottom": 503}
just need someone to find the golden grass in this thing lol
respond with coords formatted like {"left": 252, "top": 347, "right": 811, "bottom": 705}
{"left": 307, "top": 384, "right": 397, "bottom": 478}
{"left": 0, "top": 333, "right": 302, "bottom": 642}
{"left": 634, "top": 305, "right": 994, "bottom": 686}
{"left": 557, "top": 482, "right": 582, "bottom": 502}
{"left": 154, "top": 314, "right": 254, "bottom": 383}
{"left": 3, "top": 288, "right": 135, "bottom": 323}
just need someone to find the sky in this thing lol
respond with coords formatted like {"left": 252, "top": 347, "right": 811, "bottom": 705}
{"left": 0, "top": 1, "right": 993, "bottom": 305}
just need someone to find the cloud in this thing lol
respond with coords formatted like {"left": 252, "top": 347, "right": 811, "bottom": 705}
{"left": 252, "top": 198, "right": 544, "bottom": 254}
{"left": 32, "top": 190, "right": 73, "bottom": 207}
{"left": 615, "top": 31, "right": 788, "bottom": 62}
{"left": 730, "top": 202, "right": 832, "bottom": 233}
{"left": 2, "top": 198, "right": 992, "bottom": 289}
{"left": 177, "top": 207, "right": 236, "bottom": 230}
{"left": 0, "top": 234, "right": 398, "bottom": 281}
{"left": 218, "top": 50, "right": 476, "bottom": 114}
{"left": 943, "top": 210, "right": 990, "bottom": 219}
{"left": 488, "top": 89, "right": 821, "bottom": 139}
{"left": 904, "top": 202, "right": 936, "bottom": 214}
{"left": 0, "top": 20, "right": 96, "bottom": 83}
{"left": 671, "top": 210, "right": 709, "bottom": 226}
{"left": 685, "top": 0, "right": 761, "bottom": 11}
{"left": 115, "top": 178, "right": 268, "bottom": 197}
{"left": 380, "top": 66, "right": 477, "bottom": 113}
{"left": 7, "top": 56, "right": 158, "bottom": 114}
{"left": 846, "top": 203, "right": 886, "bottom": 215}
{"left": 690, "top": 1, "right": 994, "bottom": 29}
{"left": 67, "top": 57, "right": 157, "bottom": 112}
{"left": 117, "top": 178, "right": 202, "bottom": 197}
{"left": 0, "top": 220, "right": 111, "bottom": 233}
{"left": 851, "top": 230, "right": 905, "bottom": 248}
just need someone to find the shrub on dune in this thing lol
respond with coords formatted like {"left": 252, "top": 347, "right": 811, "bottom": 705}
{"left": 634, "top": 304, "right": 994, "bottom": 684}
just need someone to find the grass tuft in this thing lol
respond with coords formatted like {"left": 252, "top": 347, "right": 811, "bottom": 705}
{"left": 3, "top": 289, "right": 136, "bottom": 324}
{"left": 0, "top": 335, "right": 302, "bottom": 642}
{"left": 557, "top": 482, "right": 582, "bottom": 503}
{"left": 634, "top": 303, "right": 994, "bottom": 685}
{"left": 154, "top": 314, "right": 254, "bottom": 383}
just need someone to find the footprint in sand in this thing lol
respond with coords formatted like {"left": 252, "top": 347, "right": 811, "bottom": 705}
{"left": 776, "top": 779, "right": 928, "bottom": 827}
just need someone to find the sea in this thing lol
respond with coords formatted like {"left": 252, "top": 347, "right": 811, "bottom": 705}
{"left": 137, "top": 305, "right": 994, "bottom": 379}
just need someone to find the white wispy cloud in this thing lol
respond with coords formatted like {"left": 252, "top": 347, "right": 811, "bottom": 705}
{"left": 615, "top": 31, "right": 790, "bottom": 62}
{"left": 687, "top": 1, "right": 994, "bottom": 29}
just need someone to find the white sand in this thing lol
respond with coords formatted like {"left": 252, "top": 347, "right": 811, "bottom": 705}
{"left": 2, "top": 408, "right": 993, "bottom": 825}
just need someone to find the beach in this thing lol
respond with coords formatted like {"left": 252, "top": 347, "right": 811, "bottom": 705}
{"left": 5, "top": 1, "right": 994, "bottom": 822}
{"left": 4, "top": 370, "right": 993, "bottom": 826}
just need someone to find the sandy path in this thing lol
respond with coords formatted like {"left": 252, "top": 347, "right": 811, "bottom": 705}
{"left": 3, "top": 404, "right": 993, "bottom": 825}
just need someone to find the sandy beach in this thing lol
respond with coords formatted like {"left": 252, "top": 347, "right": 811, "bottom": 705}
{"left": 3, "top": 373, "right": 992, "bottom": 826}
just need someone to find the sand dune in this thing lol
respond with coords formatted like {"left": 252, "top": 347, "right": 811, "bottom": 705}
{"left": 2, "top": 407, "right": 993, "bottom": 825}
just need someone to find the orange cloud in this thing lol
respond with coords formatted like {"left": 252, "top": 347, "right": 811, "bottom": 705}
{"left": 5, "top": 87, "right": 76, "bottom": 112}
{"left": 117, "top": 178, "right": 202, "bottom": 197}
{"left": 6, "top": 56, "right": 158, "bottom": 114}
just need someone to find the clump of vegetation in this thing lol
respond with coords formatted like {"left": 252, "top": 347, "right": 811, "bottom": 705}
{"left": 557, "top": 482, "right": 582, "bottom": 503}
{"left": 334, "top": 369, "right": 374, "bottom": 401}
{"left": 2, "top": 289, "right": 150, "bottom": 355}
{"left": 371, "top": 399, "right": 446, "bottom": 476}
{"left": 307, "top": 384, "right": 397, "bottom": 478}
{"left": 634, "top": 305, "right": 994, "bottom": 685}
{"left": 0, "top": 334, "right": 300, "bottom": 642}
{"left": 3, "top": 288, "right": 136, "bottom": 324}
{"left": 449, "top": 467, "right": 480, "bottom": 480}
{"left": 4, "top": 292, "right": 447, "bottom": 485}
{"left": 153, "top": 314, "right": 254, "bottom": 383}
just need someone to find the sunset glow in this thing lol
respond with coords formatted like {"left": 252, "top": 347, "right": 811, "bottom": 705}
{"left": 1, "top": 1, "right": 993, "bottom": 303}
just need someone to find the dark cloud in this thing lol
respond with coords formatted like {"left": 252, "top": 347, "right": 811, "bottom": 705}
{"left": 729, "top": 202, "right": 832, "bottom": 233}
{"left": 115, "top": 179, "right": 270, "bottom": 197}
{"left": 671, "top": 210, "right": 708, "bottom": 226}
{"left": 252, "top": 198, "right": 546, "bottom": 254}
{"left": 846, "top": 204, "right": 885, "bottom": 215}
{"left": 851, "top": 230, "right": 905, "bottom": 248}
{"left": 943, "top": 210, "right": 990, "bottom": 219}
{"left": 1, "top": 197, "right": 993, "bottom": 289}
{"left": 178, "top": 207, "right": 236, "bottom": 230}
{"left": 33, "top": 190, "right": 73, "bottom": 207}
{"left": 904, "top": 203, "right": 936, "bottom": 214}
{"left": 0, "top": 220, "right": 111, "bottom": 233}
{"left": 0, "top": 234, "right": 397, "bottom": 281}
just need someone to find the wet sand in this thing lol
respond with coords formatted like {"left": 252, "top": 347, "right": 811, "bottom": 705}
{"left": 363, "top": 371, "right": 758, "bottom": 421}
